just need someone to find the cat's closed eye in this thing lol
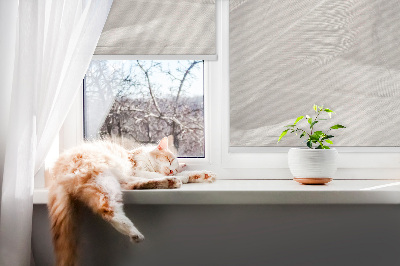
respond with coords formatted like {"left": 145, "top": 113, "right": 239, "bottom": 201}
{"left": 156, "top": 154, "right": 173, "bottom": 163}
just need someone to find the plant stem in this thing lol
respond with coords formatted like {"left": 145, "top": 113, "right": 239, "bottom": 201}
{"left": 295, "top": 127, "right": 310, "bottom": 137}
{"left": 311, "top": 109, "right": 322, "bottom": 135}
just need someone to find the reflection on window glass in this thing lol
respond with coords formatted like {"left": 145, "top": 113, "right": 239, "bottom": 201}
{"left": 84, "top": 60, "right": 204, "bottom": 158}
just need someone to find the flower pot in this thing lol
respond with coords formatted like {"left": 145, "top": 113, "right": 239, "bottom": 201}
{"left": 288, "top": 148, "right": 338, "bottom": 185}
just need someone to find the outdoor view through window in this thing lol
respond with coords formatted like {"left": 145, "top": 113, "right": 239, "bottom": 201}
{"left": 84, "top": 60, "right": 204, "bottom": 158}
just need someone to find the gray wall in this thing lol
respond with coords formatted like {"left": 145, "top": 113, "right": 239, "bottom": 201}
{"left": 32, "top": 205, "right": 400, "bottom": 266}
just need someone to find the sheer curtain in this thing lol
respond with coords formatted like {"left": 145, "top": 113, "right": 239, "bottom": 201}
{"left": 0, "top": 0, "right": 113, "bottom": 265}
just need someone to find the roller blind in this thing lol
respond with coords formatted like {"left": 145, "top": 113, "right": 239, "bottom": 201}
{"left": 230, "top": 0, "right": 400, "bottom": 147}
{"left": 95, "top": 0, "right": 216, "bottom": 59}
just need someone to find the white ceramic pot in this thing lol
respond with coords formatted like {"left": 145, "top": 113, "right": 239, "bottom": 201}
{"left": 288, "top": 148, "right": 338, "bottom": 184}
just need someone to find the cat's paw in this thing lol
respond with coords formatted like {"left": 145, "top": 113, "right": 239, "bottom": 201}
{"left": 177, "top": 163, "right": 187, "bottom": 173}
{"left": 130, "top": 232, "right": 145, "bottom": 243}
{"left": 187, "top": 171, "right": 217, "bottom": 183}
{"left": 203, "top": 171, "right": 217, "bottom": 183}
{"left": 166, "top": 177, "right": 182, "bottom": 189}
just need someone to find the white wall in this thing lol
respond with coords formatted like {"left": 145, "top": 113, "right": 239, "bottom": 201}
{"left": 33, "top": 204, "right": 400, "bottom": 266}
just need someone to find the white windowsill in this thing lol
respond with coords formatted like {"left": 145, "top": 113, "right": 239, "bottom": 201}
{"left": 33, "top": 179, "right": 400, "bottom": 205}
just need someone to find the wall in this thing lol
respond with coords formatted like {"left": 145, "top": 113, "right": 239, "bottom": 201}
{"left": 32, "top": 204, "right": 400, "bottom": 266}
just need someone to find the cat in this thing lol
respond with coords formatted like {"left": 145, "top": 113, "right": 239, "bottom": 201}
{"left": 48, "top": 137, "right": 216, "bottom": 266}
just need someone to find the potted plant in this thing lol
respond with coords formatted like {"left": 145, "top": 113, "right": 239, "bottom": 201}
{"left": 278, "top": 105, "right": 346, "bottom": 185}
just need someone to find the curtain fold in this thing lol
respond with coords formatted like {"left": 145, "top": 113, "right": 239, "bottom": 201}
{"left": 0, "top": 0, "right": 113, "bottom": 265}
{"left": 0, "top": 0, "right": 18, "bottom": 198}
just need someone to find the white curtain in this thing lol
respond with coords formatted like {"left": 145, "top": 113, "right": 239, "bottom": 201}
{"left": 0, "top": 0, "right": 113, "bottom": 265}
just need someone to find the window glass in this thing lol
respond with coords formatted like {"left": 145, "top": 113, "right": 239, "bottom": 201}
{"left": 84, "top": 60, "right": 204, "bottom": 157}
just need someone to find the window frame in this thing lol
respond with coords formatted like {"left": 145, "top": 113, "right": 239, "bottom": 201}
{"left": 62, "top": 60, "right": 209, "bottom": 162}
{"left": 82, "top": 59, "right": 208, "bottom": 160}
{"left": 58, "top": 0, "right": 400, "bottom": 181}
{"left": 218, "top": 0, "right": 400, "bottom": 170}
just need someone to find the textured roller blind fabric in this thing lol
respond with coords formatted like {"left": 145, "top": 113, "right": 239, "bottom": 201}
{"left": 95, "top": 0, "right": 216, "bottom": 58}
{"left": 230, "top": 0, "right": 400, "bottom": 147}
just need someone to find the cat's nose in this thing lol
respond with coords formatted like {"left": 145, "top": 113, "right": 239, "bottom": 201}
{"left": 169, "top": 170, "right": 173, "bottom": 175}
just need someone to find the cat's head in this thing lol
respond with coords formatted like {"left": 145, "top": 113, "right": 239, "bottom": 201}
{"left": 149, "top": 137, "right": 180, "bottom": 176}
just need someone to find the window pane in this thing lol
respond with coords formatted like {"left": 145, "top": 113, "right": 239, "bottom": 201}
{"left": 230, "top": 0, "right": 400, "bottom": 147}
{"left": 84, "top": 60, "right": 204, "bottom": 158}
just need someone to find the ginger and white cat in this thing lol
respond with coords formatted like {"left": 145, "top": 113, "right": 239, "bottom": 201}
{"left": 48, "top": 137, "right": 216, "bottom": 266}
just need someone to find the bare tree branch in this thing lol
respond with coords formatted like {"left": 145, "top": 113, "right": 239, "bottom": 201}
{"left": 136, "top": 60, "right": 162, "bottom": 116}
{"left": 174, "top": 60, "right": 201, "bottom": 114}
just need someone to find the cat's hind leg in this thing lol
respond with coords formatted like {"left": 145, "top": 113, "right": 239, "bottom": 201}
{"left": 75, "top": 172, "right": 144, "bottom": 242}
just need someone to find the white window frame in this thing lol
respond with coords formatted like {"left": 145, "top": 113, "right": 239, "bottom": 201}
{"left": 58, "top": 0, "right": 400, "bottom": 181}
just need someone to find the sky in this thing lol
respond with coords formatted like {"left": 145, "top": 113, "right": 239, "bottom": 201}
{"left": 91, "top": 60, "right": 204, "bottom": 97}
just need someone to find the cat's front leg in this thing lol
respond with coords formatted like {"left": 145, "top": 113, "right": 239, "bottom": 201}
{"left": 122, "top": 176, "right": 182, "bottom": 189}
{"left": 177, "top": 171, "right": 217, "bottom": 184}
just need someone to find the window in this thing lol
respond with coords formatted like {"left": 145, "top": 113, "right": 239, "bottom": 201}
{"left": 83, "top": 60, "right": 205, "bottom": 158}
{"left": 56, "top": 0, "right": 400, "bottom": 182}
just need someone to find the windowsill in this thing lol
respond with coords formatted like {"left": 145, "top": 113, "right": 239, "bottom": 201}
{"left": 33, "top": 179, "right": 400, "bottom": 205}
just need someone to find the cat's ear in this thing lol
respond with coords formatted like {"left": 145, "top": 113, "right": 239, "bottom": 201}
{"left": 157, "top": 137, "right": 168, "bottom": 151}
{"left": 167, "top": 135, "right": 178, "bottom": 155}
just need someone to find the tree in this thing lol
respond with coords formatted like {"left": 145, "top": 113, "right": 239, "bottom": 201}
{"left": 85, "top": 60, "right": 204, "bottom": 157}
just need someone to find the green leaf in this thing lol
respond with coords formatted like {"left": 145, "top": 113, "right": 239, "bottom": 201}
{"left": 321, "top": 135, "right": 334, "bottom": 140}
{"left": 316, "top": 145, "right": 323, "bottom": 149}
{"left": 307, "top": 139, "right": 313, "bottom": 148}
{"left": 285, "top": 124, "right": 295, "bottom": 128}
{"left": 294, "top": 116, "right": 304, "bottom": 125}
{"left": 277, "top": 129, "right": 289, "bottom": 143}
{"left": 310, "top": 120, "right": 319, "bottom": 129}
{"left": 300, "top": 132, "right": 306, "bottom": 138}
{"left": 313, "top": 105, "right": 318, "bottom": 112}
{"left": 308, "top": 118, "right": 312, "bottom": 125}
{"left": 310, "top": 131, "right": 324, "bottom": 142}
{"left": 330, "top": 124, "right": 346, "bottom": 129}
{"left": 316, "top": 140, "right": 330, "bottom": 149}
{"left": 325, "top": 139, "right": 333, "bottom": 144}
{"left": 324, "top": 108, "right": 334, "bottom": 118}
{"left": 310, "top": 133, "right": 319, "bottom": 141}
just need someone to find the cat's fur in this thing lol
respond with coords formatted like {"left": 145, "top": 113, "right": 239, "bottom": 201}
{"left": 48, "top": 137, "right": 216, "bottom": 266}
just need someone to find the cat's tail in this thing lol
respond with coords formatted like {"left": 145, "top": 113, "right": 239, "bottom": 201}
{"left": 48, "top": 183, "right": 78, "bottom": 266}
